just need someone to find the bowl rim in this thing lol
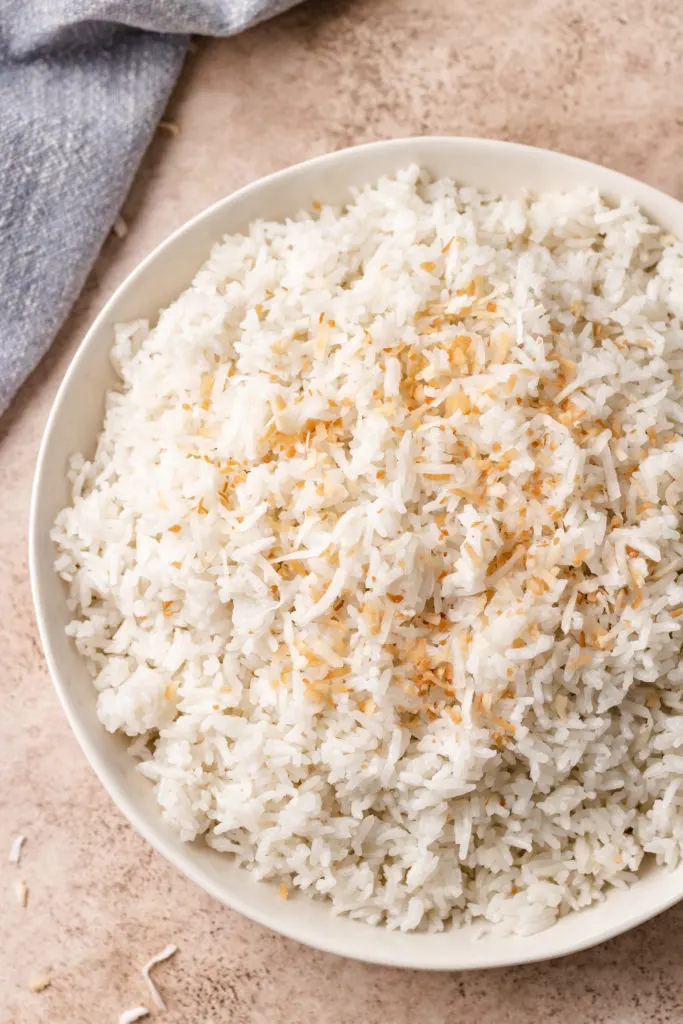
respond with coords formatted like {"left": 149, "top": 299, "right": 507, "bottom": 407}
{"left": 29, "top": 135, "right": 683, "bottom": 969}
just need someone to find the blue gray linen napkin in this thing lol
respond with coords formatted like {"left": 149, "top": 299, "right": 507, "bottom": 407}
{"left": 0, "top": 0, "right": 300, "bottom": 416}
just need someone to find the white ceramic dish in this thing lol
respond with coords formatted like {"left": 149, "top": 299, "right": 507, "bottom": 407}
{"left": 30, "top": 137, "right": 683, "bottom": 969}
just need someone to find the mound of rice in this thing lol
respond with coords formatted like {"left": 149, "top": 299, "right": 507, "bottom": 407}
{"left": 53, "top": 166, "right": 683, "bottom": 935}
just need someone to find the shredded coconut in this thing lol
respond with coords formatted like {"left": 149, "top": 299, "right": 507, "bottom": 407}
{"left": 141, "top": 944, "right": 177, "bottom": 1010}
{"left": 9, "top": 835, "right": 26, "bottom": 865}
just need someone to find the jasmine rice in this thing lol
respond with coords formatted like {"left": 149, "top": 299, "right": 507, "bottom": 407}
{"left": 53, "top": 167, "right": 683, "bottom": 935}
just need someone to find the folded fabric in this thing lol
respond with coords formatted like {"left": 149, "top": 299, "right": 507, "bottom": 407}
{"left": 0, "top": 0, "right": 300, "bottom": 416}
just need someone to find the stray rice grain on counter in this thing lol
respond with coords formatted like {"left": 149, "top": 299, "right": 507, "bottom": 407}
{"left": 53, "top": 166, "right": 683, "bottom": 935}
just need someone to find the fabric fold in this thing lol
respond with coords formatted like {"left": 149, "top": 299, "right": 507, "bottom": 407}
{"left": 0, "top": 0, "right": 300, "bottom": 415}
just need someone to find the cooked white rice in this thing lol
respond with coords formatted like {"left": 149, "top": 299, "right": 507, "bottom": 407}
{"left": 52, "top": 166, "right": 683, "bottom": 935}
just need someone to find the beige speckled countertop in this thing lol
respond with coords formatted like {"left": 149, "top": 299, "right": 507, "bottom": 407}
{"left": 4, "top": 1, "right": 683, "bottom": 1020}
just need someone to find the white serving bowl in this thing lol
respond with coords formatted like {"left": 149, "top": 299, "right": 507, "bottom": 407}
{"left": 30, "top": 137, "right": 683, "bottom": 969}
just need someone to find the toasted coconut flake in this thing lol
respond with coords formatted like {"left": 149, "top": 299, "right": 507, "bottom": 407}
{"left": 567, "top": 653, "right": 593, "bottom": 671}
{"left": 363, "top": 602, "right": 382, "bottom": 636}
{"left": 464, "top": 542, "right": 482, "bottom": 564}
{"left": 29, "top": 974, "right": 51, "bottom": 993}
{"left": 629, "top": 566, "right": 644, "bottom": 610}
{"left": 491, "top": 716, "right": 515, "bottom": 734}
{"left": 445, "top": 393, "right": 472, "bottom": 416}
{"left": 490, "top": 332, "right": 511, "bottom": 364}
{"left": 15, "top": 879, "right": 29, "bottom": 907}
{"left": 158, "top": 120, "right": 180, "bottom": 136}
{"left": 408, "top": 638, "right": 428, "bottom": 666}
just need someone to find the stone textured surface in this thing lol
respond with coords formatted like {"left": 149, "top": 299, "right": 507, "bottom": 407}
{"left": 3, "top": 0, "right": 683, "bottom": 1019}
